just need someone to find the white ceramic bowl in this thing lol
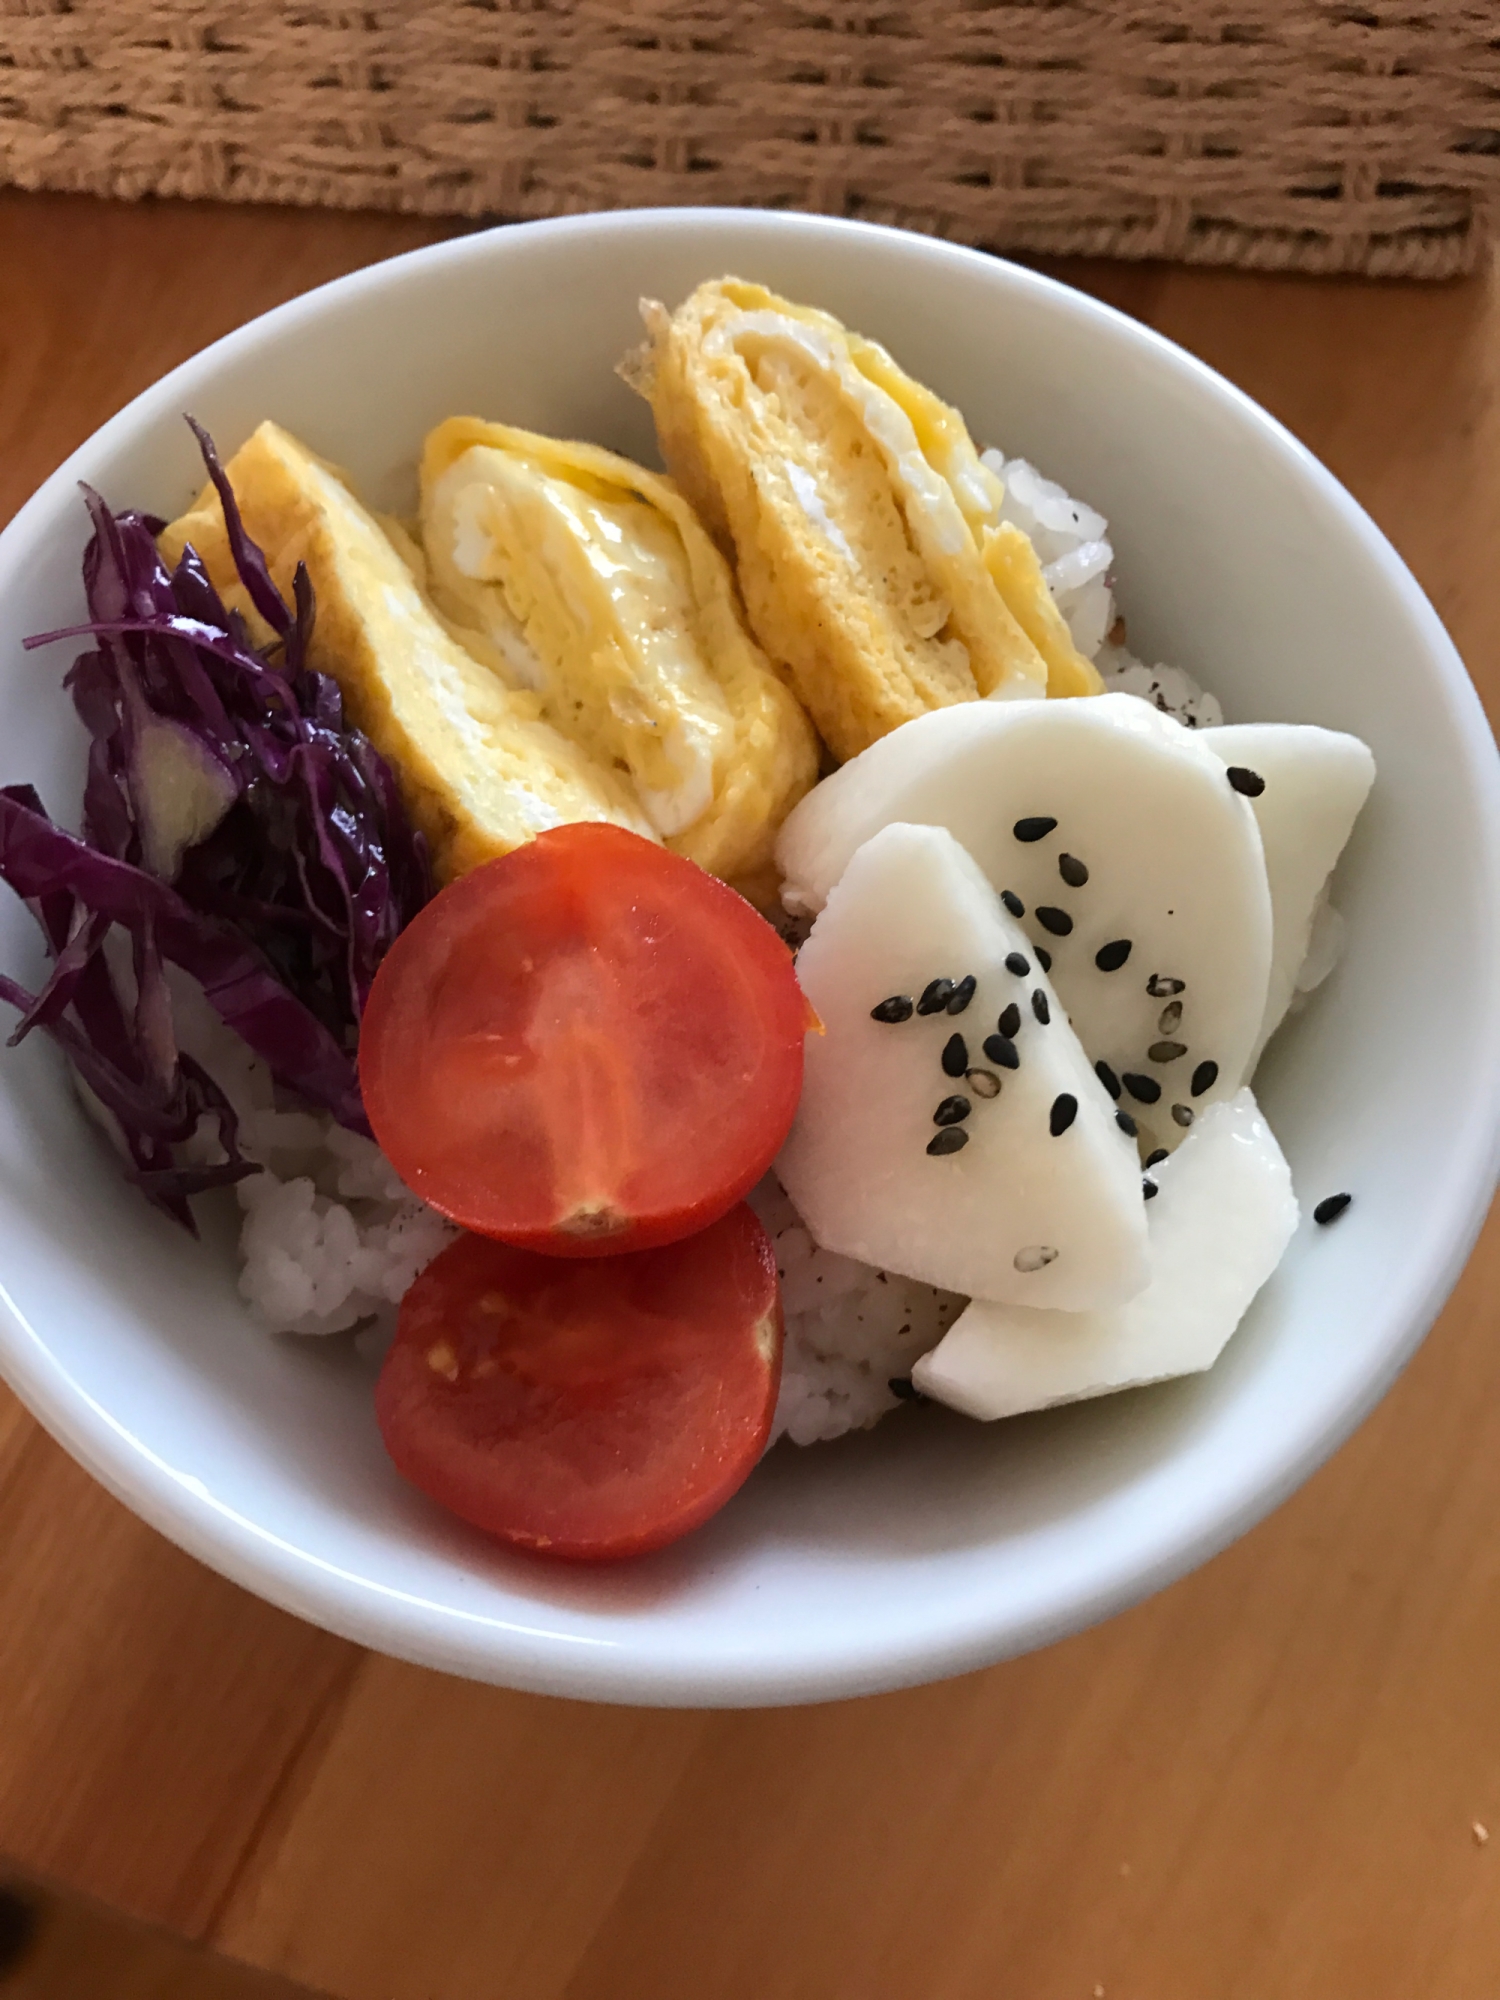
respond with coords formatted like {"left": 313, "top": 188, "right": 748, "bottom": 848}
{"left": 0, "top": 211, "right": 1496, "bottom": 1707}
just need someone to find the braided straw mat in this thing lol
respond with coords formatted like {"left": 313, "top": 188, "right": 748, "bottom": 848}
{"left": 2, "top": 2, "right": 1497, "bottom": 277}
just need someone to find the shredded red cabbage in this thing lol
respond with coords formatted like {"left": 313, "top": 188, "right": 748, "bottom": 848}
{"left": 0, "top": 420, "right": 432, "bottom": 1229}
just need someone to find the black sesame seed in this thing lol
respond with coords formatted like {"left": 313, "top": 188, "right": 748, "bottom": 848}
{"left": 982, "top": 1033, "right": 1019, "bottom": 1070}
{"left": 1314, "top": 1192, "right": 1353, "bottom": 1226}
{"left": 1095, "top": 1059, "right": 1122, "bottom": 1100}
{"left": 870, "top": 994, "right": 914, "bottom": 1023}
{"left": 1013, "top": 1244, "right": 1058, "bottom": 1272}
{"left": 1000, "top": 890, "right": 1025, "bottom": 918}
{"left": 1157, "top": 1001, "right": 1183, "bottom": 1035}
{"left": 1149, "top": 1039, "right": 1188, "bottom": 1063}
{"left": 1227, "top": 765, "right": 1266, "bottom": 798}
{"left": 1191, "top": 1059, "right": 1219, "bottom": 1097}
{"left": 1036, "top": 947, "right": 1052, "bottom": 972}
{"left": 917, "top": 977, "right": 955, "bottom": 1015}
{"left": 1058, "top": 853, "right": 1089, "bottom": 888}
{"left": 1004, "top": 951, "right": 1030, "bottom": 978}
{"left": 927, "top": 1127, "right": 969, "bottom": 1156}
{"left": 1144, "top": 1148, "right": 1169, "bottom": 1168}
{"left": 966, "top": 1068, "right": 1002, "bottom": 1099}
{"left": 933, "top": 1095, "right": 971, "bottom": 1126}
{"left": 946, "top": 974, "right": 977, "bottom": 1015}
{"left": 1014, "top": 816, "right": 1057, "bottom": 843}
{"left": 888, "top": 1376, "right": 926, "bottom": 1401}
{"left": 1031, "top": 989, "right": 1050, "bottom": 1025}
{"left": 1049, "top": 1093, "right": 1078, "bottom": 1136}
{"left": 997, "top": 1002, "right": 1022, "bottom": 1039}
{"left": 1147, "top": 974, "right": 1185, "bottom": 998}
{"left": 1123, "top": 1072, "right": 1161, "bottom": 1104}
{"left": 941, "top": 1033, "right": 969, "bottom": 1077}
{"left": 1116, "top": 1108, "right": 1138, "bottom": 1137}
{"left": 1094, "top": 938, "right": 1133, "bottom": 972}
{"left": 1035, "top": 905, "right": 1074, "bottom": 937}
{"left": 1171, "top": 1103, "right": 1194, "bottom": 1128}
{"left": 1143, "top": 1178, "right": 1159, "bottom": 1200}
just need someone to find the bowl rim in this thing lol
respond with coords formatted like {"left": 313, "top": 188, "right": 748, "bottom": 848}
{"left": 0, "top": 205, "right": 1497, "bottom": 1707}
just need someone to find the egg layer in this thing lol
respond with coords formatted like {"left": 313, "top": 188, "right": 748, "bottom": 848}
{"left": 631, "top": 278, "right": 1101, "bottom": 763}
{"left": 420, "top": 417, "right": 817, "bottom": 892}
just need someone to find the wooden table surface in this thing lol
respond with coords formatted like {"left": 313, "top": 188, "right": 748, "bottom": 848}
{"left": 0, "top": 189, "right": 1497, "bottom": 2000}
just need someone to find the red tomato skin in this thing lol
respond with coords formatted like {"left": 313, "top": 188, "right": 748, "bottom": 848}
{"left": 359, "top": 824, "right": 806, "bottom": 1257}
{"left": 375, "top": 1202, "right": 783, "bottom": 1562}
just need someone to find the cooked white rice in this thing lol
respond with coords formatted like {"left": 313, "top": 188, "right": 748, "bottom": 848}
{"left": 170, "top": 974, "right": 456, "bottom": 1338}
{"left": 748, "top": 1175, "right": 964, "bottom": 1445}
{"left": 171, "top": 451, "right": 1239, "bottom": 1446}
{"left": 980, "top": 448, "right": 1224, "bottom": 730}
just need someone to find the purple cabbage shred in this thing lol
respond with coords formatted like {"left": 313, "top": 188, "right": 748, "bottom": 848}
{"left": 0, "top": 419, "right": 432, "bottom": 1229}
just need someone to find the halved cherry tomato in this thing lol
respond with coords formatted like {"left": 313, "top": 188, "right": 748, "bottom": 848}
{"left": 375, "top": 1202, "right": 782, "bottom": 1560}
{"left": 360, "top": 823, "right": 805, "bottom": 1254}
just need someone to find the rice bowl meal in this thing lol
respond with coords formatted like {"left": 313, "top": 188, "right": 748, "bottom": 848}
{"left": 0, "top": 273, "right": 1379, "bottom": 1561}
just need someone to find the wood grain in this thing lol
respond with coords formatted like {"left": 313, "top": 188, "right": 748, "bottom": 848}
{"left": 0, "top": 1880, "right": 323, "bottom": 1999}
{"left": 0, "top": 1430, "right": 360, "bottom": 1934}
{"left": 0, "top": 189, "right": 1496, "bottom": 2000}
{"left": 0, "top": 191, "right": 448, "bottom": 528}
{"left": 0, "top": 1383, "right": 31, "bottom": 1501}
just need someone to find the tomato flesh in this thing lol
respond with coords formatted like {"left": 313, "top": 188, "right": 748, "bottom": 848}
{"left": 360, "top": 823, "right": 806, "bottom": 1254}
{"left": 375, "top": 1203, "right": 783, "bottom": 1560}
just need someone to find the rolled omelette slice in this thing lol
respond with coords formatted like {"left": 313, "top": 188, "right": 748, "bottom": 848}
{"left": 628, "top": 278, "right": 1101, "bottom": 763}
{"left": 157, "top": 421, "right": 654, "bottom": 883}
{"left": 420, "top": 417, "right": 818, "bottom": 894}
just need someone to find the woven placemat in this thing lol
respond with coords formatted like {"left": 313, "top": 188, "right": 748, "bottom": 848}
{"left": 2, "top": 2, "right": 1497, "bottom": 277}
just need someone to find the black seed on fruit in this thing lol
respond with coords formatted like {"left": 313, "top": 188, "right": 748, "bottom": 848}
{"left": 1123, "top": 1072, "right": 1161, "bottom": 1104}
{"left": 917, "top": 977, "right": 955, "bottom": 1015}
{"left": 1049, "top": 1093, "right": 1078, "bottom": 1136}
{"left": 927, "top": 1127, "right": 969, "bottom": 1156}
{"left": 1191, "top": 1059, "right": 1219, "bottom": 1097}
{"left": 1144, "top": 1148, "right": 1169, "bottom": 1168}
{"left": 1157, "top": 1000, "right": 1183, "bottom": 1034}
{"left": 1004, "top": 951, "right": 1031, "bottom": 978}
{"left": 1143, "top": 1178, "right": 1159, "bottom": 1200}
{"left": 982, "top": 1033, "right": 1020, "bottom": 1069}
{"left": 941, "top": 1033, "right": 969, "bottom": 1076}
{"left": 966, "top": 1068, "right": 1002, "bottom": 1098}
{"left": 1314, "top": 1192, "right": 1353, "bottom": 1225}
{"left": 1149, "top": 1039, "right": 1187, "bottom": 1063}
{"left": 997, "top": 1002, "right": 1022, "bottom": 1038}
{"left": 1036, "top": 947, "right": 1053, "bottom": 972}
{"left": 1036, "top": 906, "right": 1073, "bottom": 936}
{"left": 1058, "top": 853, "right": 1089, "bottom": 888}
{"left": 1147, "top": 974, "right": 1185, "bottom": 997}
{"left": 1095, "top": 938, "right": 1132, "bottom": 972}
{"left": 1227, "top": 765, "right": 1266, "bottom": 797}
{"left": 1171, "top": 1103, "right": 1194, "bottom": 1128}
{"left": 871, "top": 994, "right": 914, "bottom": 1023}
{"left": 1001, "top": 890, "right": 1025, "bottom": 918}
{"left": 933, "top": 1095, "right": 971, "bottom": 1126}
{"left": 947, "top": 974, "right": 977, "bottom": 1015}
{"left": 1031, "top": 989, "right": 1050, "bottom": 1025}
{"left": 1116, "top": 1108, "right": 1138, "bottom": 1137}
{"left": 1013, "top": 1244, "right": 1058, "bottom": 1272}
{"left": 1014, "top": 816, "right": 1057, "bottom": 842}
{"left": 1095, "top": 1059, "right": 1122, "bottom": 1099}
